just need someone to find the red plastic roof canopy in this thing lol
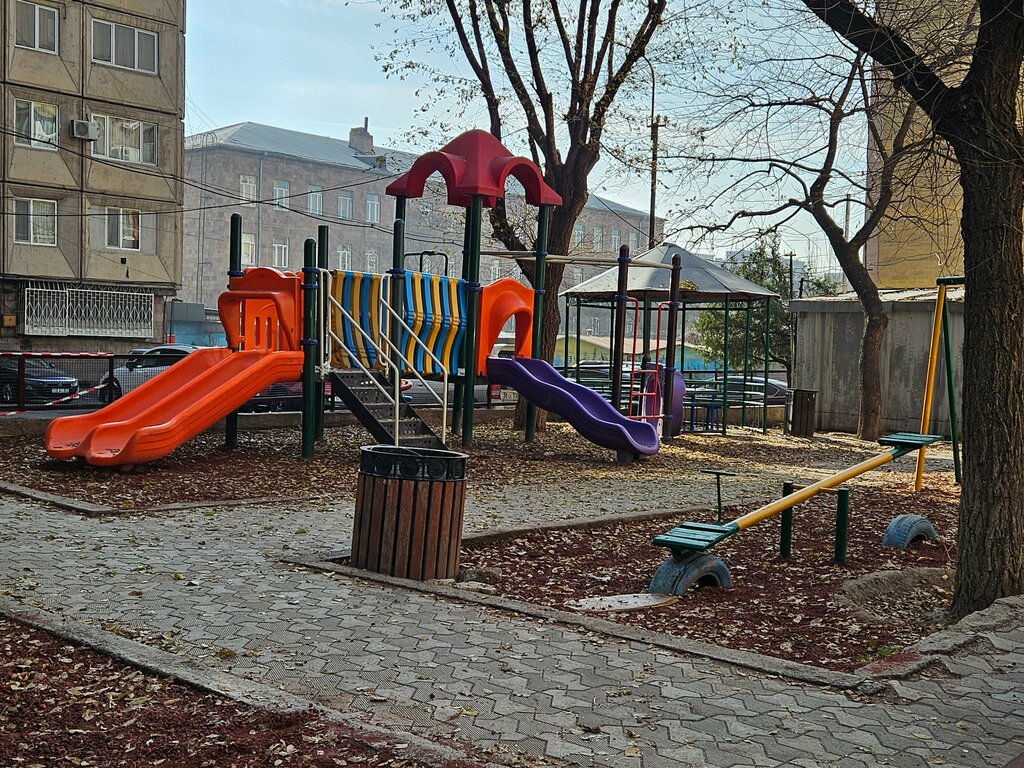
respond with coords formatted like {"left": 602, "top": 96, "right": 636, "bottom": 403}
{"left": 385, "top": 130, "right": 562, "bottom": 209}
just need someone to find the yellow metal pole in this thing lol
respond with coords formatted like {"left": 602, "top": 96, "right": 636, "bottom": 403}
{"left": 732, "top": 450, "right": 896, "bottom": 531}
{"left": 914, "top": 284, "right": 946, "bottom": 491}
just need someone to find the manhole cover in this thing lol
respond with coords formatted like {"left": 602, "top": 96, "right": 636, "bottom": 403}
{"left": 565, "top": 593, "right": 677, "bottom": 613}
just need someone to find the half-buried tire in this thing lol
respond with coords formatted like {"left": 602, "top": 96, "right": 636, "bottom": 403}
{"left": 649, "top": 552, "right": 733, "bottom": 596}
{"left": 881, "top": 513, "right": 938, "bottom": 550}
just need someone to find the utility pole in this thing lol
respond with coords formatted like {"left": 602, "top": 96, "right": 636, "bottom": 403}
{"left": 640, "top": 54, "right": 666, "bottom": 250}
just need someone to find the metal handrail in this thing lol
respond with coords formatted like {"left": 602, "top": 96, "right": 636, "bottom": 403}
{"left": 319, "top": 270, "right": 402, "bottom": 445}
{"left": 375, "top": 293, "right": 448, "bottom": 442}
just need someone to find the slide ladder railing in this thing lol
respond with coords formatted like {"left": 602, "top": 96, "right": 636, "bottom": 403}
{"left": 377, "top": 285, "right": 449, "bottom": 442}
{"left": 320, "top": 270, "right": 403, "bottom": 445}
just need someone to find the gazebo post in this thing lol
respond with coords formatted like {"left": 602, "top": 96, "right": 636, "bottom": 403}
{"left": 722, "top": 295, "right": 730, "bottom": 435}
{"left": 575, "top": 297, "right": 581, "bottom": 381}
{"left": 762, "top": 296, "right": 771, "bottom": 434}
{"left": 389, "top": 196, "right": 407, "bottom": 377}
{"left": 742, "top": 299, "right": 751, "bottom": 428}
{"left": 642, "top": 292, "right": 652, "bottom": 361}
{"left": 611, "top": 245, "right": 630, "bottom": 412}
{"left": 562, "top": 292, "right": 570, "bottom": 375}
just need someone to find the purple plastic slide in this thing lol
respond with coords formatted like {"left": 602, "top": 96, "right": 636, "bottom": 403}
{"left": 486, "top": 356, "right": 660, "bottom": 463}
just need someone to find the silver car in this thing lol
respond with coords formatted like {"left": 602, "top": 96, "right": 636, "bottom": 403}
{"left": 99, "top": 344, "right": 202, "bottom": 401}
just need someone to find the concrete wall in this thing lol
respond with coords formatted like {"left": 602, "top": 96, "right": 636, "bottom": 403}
{"left": 792, "top": 296, "right": 963, "bottom": 434}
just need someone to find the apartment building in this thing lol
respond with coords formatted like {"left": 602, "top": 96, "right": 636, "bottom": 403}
{"left": 2, "top": 0, "right": 185, "bottom": 350}
{"left": 182, "top": 120, "right": 662, "bottom": 336}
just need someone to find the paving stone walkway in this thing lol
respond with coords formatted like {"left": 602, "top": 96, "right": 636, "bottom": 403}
{"left": 1, "top": 492, "right": 1022, "bottom": 767}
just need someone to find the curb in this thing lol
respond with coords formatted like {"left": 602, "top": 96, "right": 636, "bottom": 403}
{"left": 291, "top": 554, "right": 867, "bottom": 692}
{"left": 0, "top": 598, "right": 506, "bottom": 768}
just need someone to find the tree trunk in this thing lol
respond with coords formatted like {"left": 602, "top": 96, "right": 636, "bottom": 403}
{"left": 857, "top": 306, "right": 888, "bottom": 441}
{"left": 947, "top": 133, "right": 1024, "bottom": 620}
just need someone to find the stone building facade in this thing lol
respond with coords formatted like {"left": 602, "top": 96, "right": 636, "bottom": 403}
{"left": 1, "top": 0, "right": 185, "bottom": 351}
{"left": 182, "top": 121, "right": 662, "bottom": 337}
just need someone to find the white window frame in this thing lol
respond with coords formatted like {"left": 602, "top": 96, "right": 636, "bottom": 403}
{"left": 273, "top": 180, "right": 289, "bottom": 209}
{"left": 611, "top": 229, "right": 622, "bottom": 252}
{"left": 273, "top": 239, "right": 289, "bottom": 268}
{"left": 337, "top": 191, "right": 353, "bottom": 220}
{"left": 105, "top": 207, "right": 141, "bottom": 250}
{"left": 92, "top": 19, "right": 158, "bottom": 74}
{"left": 489, "top": 261, "right": 501, "bottom": 282}
{"left": 365, "top": 248, "right": 379, "bottom": 273}
{"left": 365, "top": 194, "right": 381, "bottom": 224}
{"left": 14, "top": 99, "right": 57, "bottom": 150}
{"left": 573, "top": 268, "right": 583, "bottom": 286}
{"left": 13, "top": 198, "right": 57, "bottom": 246}
{"left": 420, "top": 201, "right": 433, "bottom": 218}
{"left": 592, "top": 227, "right": 603, "bottom": 251}
{"left": 307, "top": 185, "right": 323, "bottom": 215}
{"left": 573, "top": 224, "right": 585, "bottom": 247}
{"left": 241, "top": 233, "right": 256, "bottom": 265}
{"left": 15, "top": 2, "right": 58, "bottom": 54}
{"left": 628, "top": 231, "right": 640, "bottom": 253}
{"left": 92, "top": 114, "right": 157, "bottom": 165}
{"left": 239, "top": 175, "right": 257, "bottom": 206}
{"left": 337, "top": 246, "right": 352, "bottom": 271}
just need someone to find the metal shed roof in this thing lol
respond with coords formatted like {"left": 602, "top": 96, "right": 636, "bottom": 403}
{"left": 561, "top": 243, "right": 778, "bottom": 301}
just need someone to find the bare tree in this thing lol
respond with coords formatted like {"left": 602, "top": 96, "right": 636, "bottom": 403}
{"left": 383, "top": 0, "right": 693, "bottom": 425}
{"left": 666, "top": 9, "right": 958, "bottom": 440}
{"left": 797, "top": 0, "right": 1024, "bottom": 619}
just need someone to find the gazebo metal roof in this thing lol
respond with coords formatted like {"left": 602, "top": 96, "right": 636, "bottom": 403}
{"left": 561, "top": 243, "right": 778, "bottom": 301}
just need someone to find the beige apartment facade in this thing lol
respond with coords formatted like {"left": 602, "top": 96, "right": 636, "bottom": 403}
{"left": 183, "top": 121, "right": 662, "bottom": 338}
{"left": 1, "top": 0, "right": 185, "bottom": 350}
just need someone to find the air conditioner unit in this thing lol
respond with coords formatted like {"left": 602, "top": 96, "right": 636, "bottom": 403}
{"left": 70, "top": 120, "right": 100, "bottom": 141}
{"left": 109, "top": 145, "right": 140, "bottom": 162}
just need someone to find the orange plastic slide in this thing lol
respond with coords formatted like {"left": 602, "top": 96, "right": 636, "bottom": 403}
{"left": 45, "top": 348, "right": 303, "bottom": 467}
{"left": 476, "top": 278, "right": 533, "bottom": 375}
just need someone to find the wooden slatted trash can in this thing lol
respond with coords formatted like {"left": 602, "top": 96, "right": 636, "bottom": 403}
{"left": 790, "top": 389, "right": 817, "bottom": 438}
{"left": 352, "top": 445, "right": 468, "bottom": 580}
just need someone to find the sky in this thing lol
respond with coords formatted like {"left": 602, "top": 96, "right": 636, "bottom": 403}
{"left": 184, "top": 0, "right": 843, "bottom": 271}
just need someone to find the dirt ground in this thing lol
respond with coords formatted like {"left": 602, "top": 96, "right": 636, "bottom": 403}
{"left": 0, "top": 617, "right": 490, "bottom": 768}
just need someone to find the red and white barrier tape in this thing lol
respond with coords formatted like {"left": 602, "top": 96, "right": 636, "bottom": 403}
{"left": 0, "top": 351, "right": 112, "bottom": 357}
{"left": 0, "top": 383, "right": 107, "bottom": 417}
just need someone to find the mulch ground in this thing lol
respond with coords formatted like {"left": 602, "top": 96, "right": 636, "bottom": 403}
{"left": 0, "top": 617, "right": 490, "bottom": 768}
{"left": 461, "top": 471, "right": 960, "bottom": 673}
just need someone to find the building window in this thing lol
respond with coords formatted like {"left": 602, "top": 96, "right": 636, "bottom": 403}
{"left": 239, "top": 175, "right": 257, "bottom": 206}
{"left": 307, "top": 185, "right": 323, "bottom": 215}
{"left": 273, "top": 180, "right": 289, "bottom": 209}
{"left": 92, "top": 19, "right": 157, "bottom": 73}
{"left": 273, "top": 238, "right": 289, "bottom": 268}
{"left": 592, "top": 227, "right": 603, "bottom": 251}
{"left": 242, "top": 233, "right": 256, "bottom": 265}
{"left": 628, "top": 231, "right": 640, "bottom": 253}
{"left": 420, "top": 201, "right": 432, "bottom": 218}
{"left": 15, "top": 2, "right": 58, "bottom": 54}
{"left": 365, "top": 194, "right": 381, "bottom": 224}
{"left": 13, "top": 198, "right": 56, "bottom": 246}
{"left": 489, "top": 261, "right": 501, "bottom": 282}
{"left": 573, "top": 268, "right": 583, "bottom": 286}
{"left": 420, "top": 255, "right": 432, "bottom": 274}
{"left": 591, "top": 318, "right": 602, "bottom": 336}
{"left": 337, "top": 245, "right": 352, "bottom": 271}
{"left": 611, "top": 229, "right": 621, "bottom": 252}
{"left": 337, "top": 191, "right": 352, "bottom": 219}
{"left": 365, "top": 248, "right": 379, "bottom": 273}
{"left": 92, "top": 115, "right": 157, "bottom": 164}
{"left": 105, "top": 207, "right": 141, "bottom": 250}
{"left": 573, "top": 224, "right": 585, "bottom": 247}
{"left": 14, "top": 99, "right": 57, "bottom": 149}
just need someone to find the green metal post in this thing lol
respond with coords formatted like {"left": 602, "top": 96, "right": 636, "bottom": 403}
{"left": 460, "top": 196, "right": 484, "bottom": 447}
{"left": 661, "top": 254, "right": 681, "bottom": 440}
{"left": 526, "top": 206, "right": 550, "bottom": 443}
{"left": 452, "top": 213, "right": 472, "bottom": 433}
{"left": 301, "top": 238, "right": 318, "bottom": 459}
{"left": 835, "top": 487, "right": 850, "bottom": 565}
{"left": 780, "top": 480, "right": 793, "bottom": 559}
{"left": 642, "top": 292, "right": 652, "bottom": 360}
{"left": 225, "top": 212, "right": 243, "bottom": 450}
{"left": 610, "top": 245, "right": 630, "bottom": 412}
{"left": 762, "top": 297, "right": 770, "bottom": 434}
{"left": 722, "top": 296, "right": 730, "bottom": 434}
{"left": 574, "top": 297, "right": 581, "bottom": 382}
{"left": 741, "top": 299, "right": 751, "bottom": 428}
{"left": 390, "top": 197, "right": 407, "bottom": 377}
{"left": 679, "top": 301, "right": 686, "bottom": 379}
{"left": 941, "top": 298, "right": 962, "bottom": 483}
{"left": 315, "top": 225, "right": 329, "bottom": 441}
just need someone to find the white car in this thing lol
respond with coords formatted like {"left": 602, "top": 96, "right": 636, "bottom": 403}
{"left": 99, "top": 344, "right": 202, "bottom": 401}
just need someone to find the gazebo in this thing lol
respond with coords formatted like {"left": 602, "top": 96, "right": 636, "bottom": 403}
{"left": 560, "top": 243, "right": 779, "bottom": 433}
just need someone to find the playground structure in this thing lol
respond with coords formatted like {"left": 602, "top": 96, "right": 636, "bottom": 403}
{"left": 46, "top": 129, "right": 703, "bottom": 467}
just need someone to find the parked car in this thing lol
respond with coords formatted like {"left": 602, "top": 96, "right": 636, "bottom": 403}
{"left": 99, "top": 344, "right": 202, "bottom": 402}
{"left": 0, "top": 357, "right": 79, "bottom": 405}
{"left": 402, "top": 378, "right": 499, "bottom": 407}
{"left": 242, "top": 378, "right": 341, "bottom": 413}
{"left": 716, "top": 376, "right": 789, "bottom": 405}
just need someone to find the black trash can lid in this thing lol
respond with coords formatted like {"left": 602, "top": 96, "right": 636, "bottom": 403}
{"left": 359, "top": 444, "right": 468, "bottom": 481}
